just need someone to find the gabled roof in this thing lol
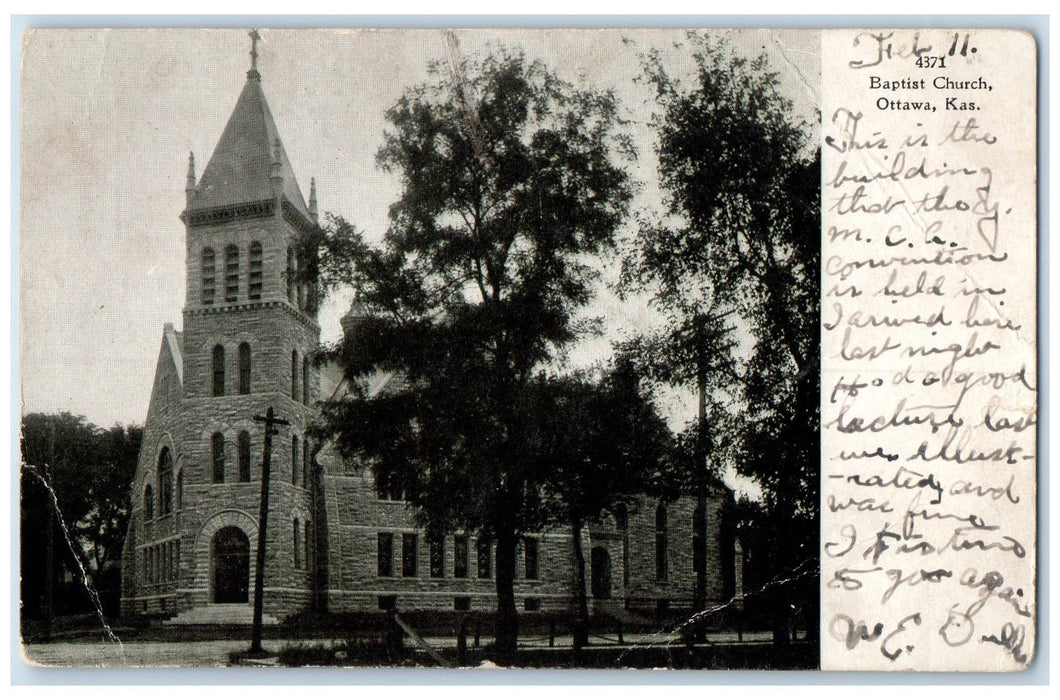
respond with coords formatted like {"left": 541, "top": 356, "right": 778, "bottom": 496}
{"left": 163, "top": 322, "right": 184, "bottom": 388}
{"left": 184, "top": 69, "right": 310, "bottom": 221}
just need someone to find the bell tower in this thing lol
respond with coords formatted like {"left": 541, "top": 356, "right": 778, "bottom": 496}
{"left": 181, "top": 30, "right": 319, "bottom": 403}
{"left": 175, "top": 30, "right": 321, "bottom": 614}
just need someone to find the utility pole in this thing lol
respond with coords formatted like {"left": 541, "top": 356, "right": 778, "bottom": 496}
{"left": 250, "top": 406, "right": 289, "bottom": 654}
{"left": 691, "top": 309, "right": 736, "bottom": 618}
{"left": 693, "top": 313, "right": 708, "bottom": 619}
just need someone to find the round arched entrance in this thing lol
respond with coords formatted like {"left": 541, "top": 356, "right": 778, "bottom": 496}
{"left": 211, "top": 526, "right": 250, "bottom": 603}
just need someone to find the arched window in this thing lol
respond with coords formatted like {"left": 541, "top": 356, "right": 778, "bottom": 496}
{"left": 211, "top": 432, "right": 225, "bottom": 483}
{"left": 291, "top": 350, "right": 299, "bottom": 400}
{"left": 238, "top": 342, "right": 251, "bottom": 395}
{"left": 238, "top": 430, "right": 251, "bottom": 482}
{"left": 302, "top": 435, "right": 310, "bottom": 487}
{"left": 212, "top": 344, "right": 225, "bottom": 397}
{"left": 655, "top": 504, "right": 668, "bottom": 582}
{"left": 286, "top": 247, "right": 296, "bottom": 304}
{"left": 143, "top": 484, "right": 154, "bottom": 520}
{"left": 225, "top": 244, "right": 239, "bottom": 302}
{"left": 302, "top": 357, "right": 309, "bottom": 405}
{"left": 248, "top": 241, "right": 263, "bottom": 300}
{"left": 157, "top": 447, "right": 173, "bottom": 516}
{"left": 293, "top": 518, "right": 302, "bottom": 569}
{"left": 291, "top": 434, "right": 300, "bottom": 486}
{"left": 175, "top": 470, "right": 183, "bottom": 511}
{"left": 201, "top": 248, "right": 216, "bottom": 305}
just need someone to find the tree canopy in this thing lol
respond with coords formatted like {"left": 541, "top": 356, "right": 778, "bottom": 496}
{"left": 622, "top": 34, "right": 820, "bottom": 642}
{"left": 20, "top": 412, "right": 142, "bottom": 620}
{"left": 313, "top": 50, "right": 636, "bottom": 658}
{"left": 531, "top": 359, "right": 673, "bottom": 648}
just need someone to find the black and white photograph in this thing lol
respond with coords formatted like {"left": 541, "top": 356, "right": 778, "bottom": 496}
{"left": 18, "top": 26, "right": 822, "bottom": 669}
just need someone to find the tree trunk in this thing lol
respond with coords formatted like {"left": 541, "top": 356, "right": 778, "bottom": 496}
{"left": 571, "top": 517, "right": 589, "bottom": 651}
{"left": 493, "top": 526, "right": 519, "bottom": 663}
{"left": 772, "top": 595, "right": 792, "bottom": 646}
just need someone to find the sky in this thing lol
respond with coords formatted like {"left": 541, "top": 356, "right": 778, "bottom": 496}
{"left": 19, "top": 27, "right": 819, "bottom": 492}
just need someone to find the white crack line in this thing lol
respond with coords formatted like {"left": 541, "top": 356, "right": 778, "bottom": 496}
{"left": 24, "top": 464, "right": 127, "bottom": 664}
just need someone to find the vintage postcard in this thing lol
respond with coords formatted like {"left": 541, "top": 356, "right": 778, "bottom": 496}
{"left": 17, "top": 26, "right": 1037, "bottom": 671}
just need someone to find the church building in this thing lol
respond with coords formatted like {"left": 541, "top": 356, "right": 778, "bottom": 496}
{"left": 120, "top": 38, "right": 732, "bottom": 624}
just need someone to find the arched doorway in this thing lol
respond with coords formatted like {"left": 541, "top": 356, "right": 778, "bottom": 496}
{"left": 591, "top": 546, "right": 612, "bottom": 600}
{"left": 212, "top": 526, "right": 250, "bottom": 603}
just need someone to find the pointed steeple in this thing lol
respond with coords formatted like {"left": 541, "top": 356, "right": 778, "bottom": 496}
{"left": 308, "top": 177, "right": 318, "bottom": 223}
{"left": 341, "top": 291, "right": 369, "bottom": 338}
{"left": 183, "top": 31, "right": 310, "bottom": 223}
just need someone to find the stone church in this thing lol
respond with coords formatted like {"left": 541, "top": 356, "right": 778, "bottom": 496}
{"left": 120, "top": 41, "right": 732, "bottom": 624}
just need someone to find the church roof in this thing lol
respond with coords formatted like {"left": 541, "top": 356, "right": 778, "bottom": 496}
{"left": 163, "top": 323, "right": 184, "bottom": 387}
{"left": 185, "top": 68, "right": 310, "bottom": 221}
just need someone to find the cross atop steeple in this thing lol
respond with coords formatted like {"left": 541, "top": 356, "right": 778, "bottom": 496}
{"left": 248, "top": 29, "right": 261, "bottom": 78}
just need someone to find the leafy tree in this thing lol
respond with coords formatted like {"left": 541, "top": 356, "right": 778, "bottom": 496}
{"left": 313, "top": 50, "right": 634, "bottom": 659}
{"left": 622, "top": 34, "right": 820, "bottom": 643}
{"left": 533, "top": 359, "right": 672, "bottom": 649}
{"left": 20, "top": 413, "right": 141, "bottom": 620}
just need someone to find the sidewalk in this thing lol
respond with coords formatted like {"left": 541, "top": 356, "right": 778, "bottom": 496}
{"left": 21, "top": 630, "right": 779, "bottom": 668}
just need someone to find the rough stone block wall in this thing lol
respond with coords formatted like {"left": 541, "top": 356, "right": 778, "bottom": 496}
{"left": 320, "top": 471, "right": 578, "bottom": 613}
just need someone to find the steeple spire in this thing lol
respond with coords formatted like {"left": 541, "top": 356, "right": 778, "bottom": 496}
{"left": 185, "top": 151, "right": 196, "bottom": 204}
{"left": 182, "top": 30, "right": 311, "bottom": 224}
{"left": 248, "top": 29, "right": 261, "bottom": 80}
{"left": 308, "top": 177, "right": 318, "bottom": 222}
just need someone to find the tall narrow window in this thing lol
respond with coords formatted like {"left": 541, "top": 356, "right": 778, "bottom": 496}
{"left": 291, "top": 350, "right": 299, "bottom": 400}
{"left": 238, "top": 343, "right": 251, "bottom": 395}
{"left": 302, "top": 436, "right": 310, "bottom": 488}
{"left": 225, "top": 244, "right": 239, "bottom": 302}
{"left": 175, "top": 470, "right": 183, "bottom": 511}
{"left": 402, "top": 533, "right": 418, "bottom": 577}
{"left": 304, "top": 519, "right": 312, "bottom": 571}
{"left": 377, "top": 533, "right": 393, "bottom": 577}
{"left": 429, "top": 533, "right": 445, "bottom": 579}
{"left": 477, "top": 537, "right": 492, "bottom": 579}
{"left": 293, "top": 518, "right": 302, "bottom": 569}
{"left": 248, "top": 241, "right": 263, "bottom": 300}
{"left": 454, "top": 535, "right": 469, "bottom": 579}
{"left": 157, "top": 447, "right": 173, "bottom": 515}
{"left": 302, "top": 357, "right": 309, "bottom": 405}
{"left": 692, "top": 504, "right": 706, "bottom": 579}
{"left": 296, "top": 251, "right": 306, "bottom": 310}
{"left": 291, "top": 435, "right": 300, "bottom": 486}
{"left": 211, "top": 432, "right": 225, "bottom": 483}
{"left": 212, "top": 344, "right": 225, "bottom": 396}
{"left": 655, "top": 504, "right": 668, "bottom": 582}
{"left": 143, "top": 484, "right": 154, "bottom": 520}
{"left": 201, "top": 248, "right": 216, "bottom": 305}
{"left": 524, "top": 537, "right": 539, "bottom": 580}
{"left": 238, "top": 430, "right": 251, "bottom": 482}
{"left": 286, "top": 247, "right": 296, "bottom": 303}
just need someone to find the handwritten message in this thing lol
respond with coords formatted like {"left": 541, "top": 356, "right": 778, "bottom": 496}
{"left": 821, "top": 30, "right": 1037, "bottom": 671}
